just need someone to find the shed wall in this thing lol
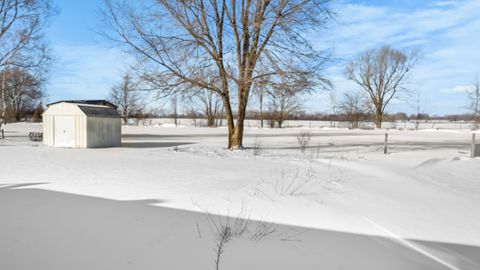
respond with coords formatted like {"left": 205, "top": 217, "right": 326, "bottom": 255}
{"left": 86, "top": 117, "right": 121, "bottom": 148}
{"left": 43, "top": 103, "right": 87, "bottom": 148}
{"left": 75, "top": 116, "right": 87, "bottom": 148}
{"left": 43, "top": 115, "right": 55, "bottom": 146}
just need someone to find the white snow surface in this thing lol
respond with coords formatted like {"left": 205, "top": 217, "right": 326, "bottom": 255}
{"left": 1, "top": 122, "right": 480, "bottom": 269}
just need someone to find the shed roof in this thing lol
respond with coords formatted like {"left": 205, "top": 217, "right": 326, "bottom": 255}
{"left": 47, "top": 100, "right": 117, "bottom": 109}
{"left": 78, "top": 105, "right": 122, "bottom": 118}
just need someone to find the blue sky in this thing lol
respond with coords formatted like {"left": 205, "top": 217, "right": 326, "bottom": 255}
{"left": 45, "top": 0, "right": 480, "bottom": 115}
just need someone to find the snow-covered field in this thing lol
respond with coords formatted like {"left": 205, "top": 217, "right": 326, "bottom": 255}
{"left": 1, "top": 122, "right": 479, "bottom": 270}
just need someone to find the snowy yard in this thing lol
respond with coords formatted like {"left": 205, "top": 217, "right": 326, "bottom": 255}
{"left": 1, "top": 122, "right": 479, "bottom": 270}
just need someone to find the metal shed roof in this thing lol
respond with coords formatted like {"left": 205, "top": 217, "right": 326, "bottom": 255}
{"left": 47, "top": 100, "right": 117, "bottom": 109}
{"left": 78, "top": 105, "right": 122, "bottom": 118}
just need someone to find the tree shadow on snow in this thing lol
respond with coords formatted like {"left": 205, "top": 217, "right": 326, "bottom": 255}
{"left": 0, "top": 182, "right": 49, "bottom": 189}
{"left": 0, "top": 186, "right": 479, "bottom": 270}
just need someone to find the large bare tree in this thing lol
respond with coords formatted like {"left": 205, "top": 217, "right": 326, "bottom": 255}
{"left": 346, "top": 45, "right": 418, "bottom": 128}
{"left": 100, "top": 0, "right": 332, "bottom": 149}
{"left": 0, "top": 0, "right": 55, "bottom": 129}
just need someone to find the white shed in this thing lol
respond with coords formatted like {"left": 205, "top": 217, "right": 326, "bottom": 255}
{"left": 42, "top": 100, "right": 122, "bottom": 148}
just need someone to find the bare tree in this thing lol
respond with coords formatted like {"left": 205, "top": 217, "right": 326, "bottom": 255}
{"left": 186, "top": 107, "right": 199, "bottom": 127}
{"left": 467, "top": 77, "right": 480, "bottom": 130}
{"left": 328, "top": 92, "right": 338, "bottom": 128}
{"left": 100, "top": 0, "right": 332, "bottom": 149}
{"left": 185, "top": 89, "right": 221, "bottom": 127}
{"left": 410, "top": 90, "right": 426, "bottom": 130}
{"left": 0, "top": 0, "right": 55, "bottom": 129}
{"left": 339, "top": 90, "right": 369, "bottom": 129}
{"left": 170, "top": 95, "right": 178, "bottom": 126}
{"left": 108, "top": 73, "right": 141, "bottom": 124}
{"left": 3, "top": 67, "right": 44, "bottom": 121}
{"left": 216, "top": 106, "right": 224, "bottom": 127}
{"left": 267, "top": 88, "right": 303, "bottom": 128}
{"left": 198, "top": 90, "right": 222, "bottom": 127}
{"left": 252, "top": 80, "right": 268, "bottom": 128}
{"left": 263, "top": 71, "right": 310, "bottom": 128}
{"left": 346, "top": 45, "right": 418, "bottom": 128}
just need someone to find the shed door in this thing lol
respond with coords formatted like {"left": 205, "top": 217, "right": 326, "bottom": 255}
{"left": 54, "top": 116, "right": 75, "bottom": 147}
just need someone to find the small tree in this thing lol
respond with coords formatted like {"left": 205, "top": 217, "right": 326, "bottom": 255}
{"left": 268, "top": 89, "right": 302, "bottom": 128}
{"left": 467, "top": 78, "right": 480, "bottom": 130}
{"left": 197, "top": 90, "right": 222, "bottom": 127}
{"left": 108, "top": 73, "right": 141, "bottom": 124}
{"left": 170, "top": 95, "right": 178, "bottom": 126}
{"left": 339, "top": 90, "right": 369, "bottom": 129}
{"left": 253, "top": 81, "right": 268, "bottom": 128}
{"left": 329, "top": 92, "right": 338, "bottom": 128}
{"left": 346, "top": 45, "right": 418, "bottom": 128}
{"left": 264, "top": 73, "right": 310, "bottom": 128}
{"left": 186, "top": 107, "right": 199, "bottom": 127}
{"left": 410, "top": 90, "right": 426, "bottom": 130}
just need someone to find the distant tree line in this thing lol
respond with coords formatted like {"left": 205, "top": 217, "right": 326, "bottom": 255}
{"left": 105, "top": 64, "right": 479, "bottom": 130}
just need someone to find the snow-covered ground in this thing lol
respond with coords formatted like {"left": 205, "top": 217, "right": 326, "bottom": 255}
{"left": 1, "top": 122, "right": 479, "bottom": 270}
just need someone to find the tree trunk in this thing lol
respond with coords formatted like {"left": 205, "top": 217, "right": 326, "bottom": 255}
{"left": 231, "top": 120, "right": 244, "bottom": 149}
{"left": 222, "top": 94, "right": 235, "bottom": 149}
{"left": 230, "top": 86, "right": 250, "bottom": 149}
{"left": 0, "top": 68, "right": 6, "bottom": 131}
{"left": 206, "top": 104, "right": 216, "bottom": 127}
{"left": 231, "top": 103, "right": 246, "bottom": 149}
{"left": 217, "top": 107, "right": 224, "bottom": 128}
{"left": 207, "top": 115, "right": 215, "bottom": 127}
{"left": 259, "top": 93, "right": 264, "bottom": 128}
{"left": 375, "top": 107, "right": 383, "bottom": 128}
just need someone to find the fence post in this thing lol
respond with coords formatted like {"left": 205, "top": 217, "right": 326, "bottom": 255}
{"left": 471, "top": 133, "right": 477, "bottom": 158}
{"left": 384, "top": 133, "right": 389, "bottom": 154}
{"left": 1, "top": 129, "right": 4, "bottom": 139}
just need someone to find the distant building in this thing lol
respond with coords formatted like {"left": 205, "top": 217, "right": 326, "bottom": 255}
{"left": 42, "top": 100, "right": 121, "bottom": 148}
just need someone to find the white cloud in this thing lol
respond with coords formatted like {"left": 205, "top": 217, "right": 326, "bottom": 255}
{"left": 432, "top": 1, "right": 459, "bottom": 8}
{"left": 440, "top": 85, "right": 474, "bottom": 94}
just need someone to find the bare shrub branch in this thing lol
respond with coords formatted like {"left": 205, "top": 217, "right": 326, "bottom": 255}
{"left": 204, "top": 206, "right": 278, "bottom": 270}
{"left": 271, "top": 167, "right": 315, "bottom": 196}
{"left": 296, "top": 131, "right": 311, "bottom": 153}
